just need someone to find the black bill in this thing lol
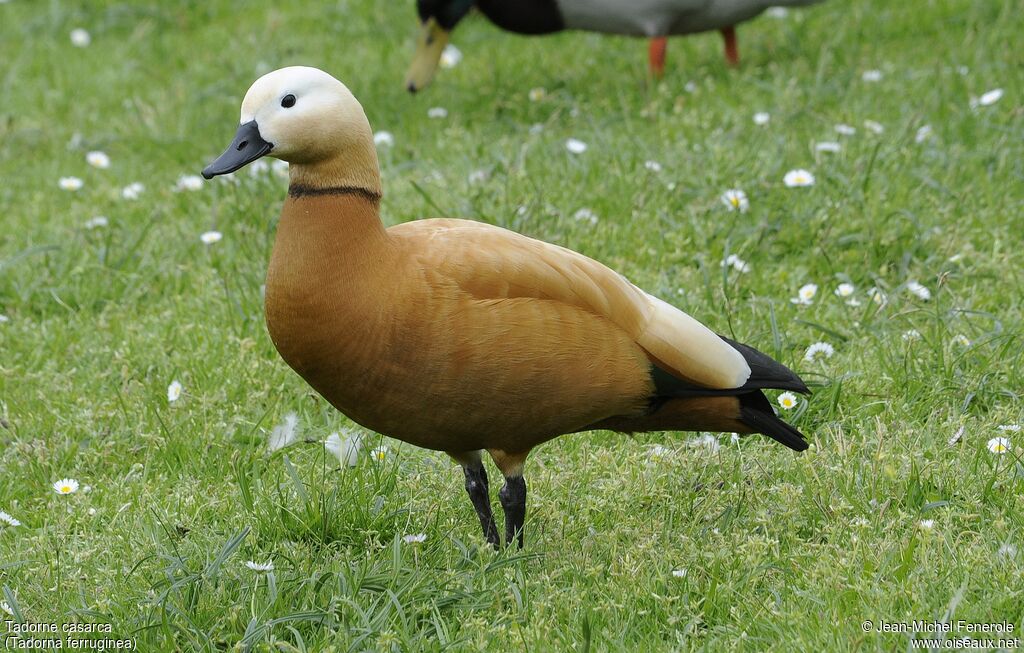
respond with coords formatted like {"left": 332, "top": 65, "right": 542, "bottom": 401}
{"left": 201, "top": 120, "right": 273, "bottom": 179}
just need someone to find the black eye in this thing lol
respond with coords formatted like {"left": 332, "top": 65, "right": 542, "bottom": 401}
{"left": 281, "top": 94, "right": 296, "bottom": 108}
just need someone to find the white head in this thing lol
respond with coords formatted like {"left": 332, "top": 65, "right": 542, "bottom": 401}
{"left": 203, "top": 66, "right": 379, "bottom": 189}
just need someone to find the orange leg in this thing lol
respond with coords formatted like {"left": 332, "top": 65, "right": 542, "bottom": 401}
{"left": 648, "top": 37, "right": 668, "bottom": 77}
{"left": 721, "top": 26, "right": 739, "bottom": 66}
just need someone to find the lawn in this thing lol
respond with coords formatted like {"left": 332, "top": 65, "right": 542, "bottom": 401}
{"left": 1, "top": 0, "right": 1022, "bottom": 650}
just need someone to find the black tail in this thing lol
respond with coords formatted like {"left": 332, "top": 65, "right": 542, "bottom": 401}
{"left": 738, "top": 390, "right": 809, "bottom": 451}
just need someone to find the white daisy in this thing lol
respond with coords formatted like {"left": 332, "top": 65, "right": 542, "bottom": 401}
{"left": 121, "top": 182, "right": 145, "bottom": 200}
{"left": 686, "top": 433, "right": 720, "bottom": 452}
{"left": 86, "top": 151, "right": 110, "bottom": 169}
{"left": 573, "top": 208, "right": 598, "bottom": 225}
{"left": 175, "top": 174, "right": 203, "bottom": 192}
{"left": 565, "top": 138, "right": 588, "bottom": 154}
{"left": 834, "top": 282, "right": 855, "bottom": 299}
{"left": 783, "top": 169, "right": 815, "bottom": 187}
{"left": 439, "top": 44, "right": 462, "bottom": 68}
{"left": 53, "top": 478, "right": 80, "bottom": 495}
{"left": 952, "top": 334, "right": 971, "bottom": 347}
{"left": 997, "top": 424, "right": 1021, "bottom": 432}
{"left": 777, "top": 392, "right": 798, "bottom": 410}
{"left": 427, "top": 107, "right": 448, "bottom": 119}
{"left": 402, "top": 533, "right": 427, "bottom": 544}
{"left": 834, "top": 124, "right": 856, "bottom": 136}
{"left": 373, "top": 131, "right": 394, "bottom": 147}
{"left": 671, "top": 568, "right": 688, "bottom": 578}
{"left": 863, "top": 120, "right": 885, "bottom": 134}
{"left": 915, "top": 125, "right": 933, "bottom": 143}
{"left": 245, "top": 560, "right": 274, "bottom": 573}
{"left": 84, "top": 216, "right": 108, "bottom": 229}
{"left": 987, "top": 437, "right": 1011, "bottom": 454}
{"left": 528, "top": 87, "right": 546, "bottom": 102}
{"left": 902, "top": 329, "right": 922, "bottom": 342}
{"left": 720, "top": 189, "right": 749, "bottom": 212}
{"left": 167, "top": 380, "right": 183, "bottom": 402}
{"left": 977, "top": 88, "right": 1004, "bottom": 107}
{"left": 325, "top": 431, "right": 362, "bottom": 467}
{"left": 917, "top": 519, "right": 935, "bottom": 532}
{"left": 804, "top": 341, "right": 834, "bottom": 362}
{"left": 815, "top": 141, "right": 841, "bottom": 153}
{"left": 70, "top": 28, "right": 91, "bottom": 47}
{"left": 0, "top": 511, "right": 21, "bottom": 527}
{"left": 867, "top": 287, "right": 887, "bottom": 307}
{"left": 861, "top": 69, "right": 883, "bottom": 82}
{"left": 200, "top": 231, "right": 223, "bottom": 245}
{"left": 791, "top": 283, "right": 818, "bottom": 305}
{"left": 59, "top": 176, "right": 84, "bottom": 191}
{"left": 267, "top": 413, "right": 299, "bottom": 453}
{"left": 905, "top": 280, "right": 931, "bottom": 300}
{"left": 644, "top": 160, "right": 662, "bottom": 173}
{"left": 722, "top": 254, "right": 750, "bottom": 274}
{"left": 753, "top": 112, "right": 770, "bottom": 125}
{"left": 0, "top": 601, "right": 11, "bottom": 616}
{"left": 371, "top": 446, "right": 388, "bottom": 462}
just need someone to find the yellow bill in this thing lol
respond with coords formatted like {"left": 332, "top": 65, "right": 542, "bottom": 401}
{"left": 405, "top": 18, "right": 450, "bottom": 93}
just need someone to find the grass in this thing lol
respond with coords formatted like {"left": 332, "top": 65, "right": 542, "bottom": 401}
{"left": 1, "top": 0, "right": 1022, "bottom": 650}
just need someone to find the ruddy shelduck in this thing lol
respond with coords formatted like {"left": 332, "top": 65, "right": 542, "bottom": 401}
{"left": 202, "top": 66, "right": 810, "bottom": 548}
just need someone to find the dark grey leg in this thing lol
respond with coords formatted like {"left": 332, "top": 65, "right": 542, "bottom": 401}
{"left": 498, "top": 476, "right": 527, "bottom": 549}
{"left": 463, "top": 464, "right": 500, "bottom": 548}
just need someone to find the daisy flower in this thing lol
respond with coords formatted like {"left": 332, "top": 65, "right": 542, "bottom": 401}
{"left": 905, "top": 280, "right": 931, "bottom": 300}
{"left": 834, "top": 124, "right": 856, "bottom": 136}
{"left": 720, "top": 189, "right": 748, "bottom": 212}
{"left": 427, "top": 107, "right": 448, "bottom": 119}
{"left": 373, "top": 131, "right": 394, "bottom": 147}
{"left": 753, "top": 112, "right": 770, "bottom": 125}
{"left": 783, "top": 169, "right": 815, "bottom": 187}
{"left": 175, "top": 175, "right": 203, "bottom": 191}
{"left": 121, "top": 182, "right": 144, "bottom": 200}
{"left": 439, "top": 44, "right": 462, "bottom": 68}
{"left": 325, "top": 431, "right": 362, "bottom": 467}
{"left": 402, "top": 533, "right": 427, "bottom": 544}
{"left": 59, "top": 176, "right": 84, "bottom": 191}
{"left": 791, "top": 283, "right": 818, "bottom": 305}
{"left": 528, "top": 87, "right": 546, "bottom": 102}
{"left": 976, "top": 88, "right": 1004, "bottom": 107}
{"left": 53, "top": 478, "right": 80, "bottom": 495}
{"left": 245, "top": 560, "right": 274, "bottom": 573}
{"left": 644, "top": 160, "right": 662, "bottom": 173}
{"left": 267, "top": 413, "right": 299, "bottom": 453}
{"left": 671, "top": 568, "right": 688, "bottom": 578}
{"left": 70, "top": 28, "right": 91, "bottom": 47}
{"left": 952, "top": 334, "right": 971, "bottom": 347}
{"left": 863, "top": 120, "right": 884, "bottom": 134}
{"left": 777, "top": 392, "right": 798, "bottom": 410}
{"left": 86, "top": 151, "right": 110, "bottom": 169}
{"left": 835, "top": 282, "right": 855, "bottom": 299}
{"left": 0, "top": 511, "right": 21, "bottom": 527}
{"left": 987, "top": 437, "right": 1011, "bottom": 454}
{"left": 573, "top": 208, "right": 598, "bottom": 225}
{"left": 902, "top": 329, "right": 922, "bottom": 342}
{"left": 804, "top": 341, "right": 834, "bottom": 362}
{"left": 371, "top": 446, "right": 388, "bottom": 462}
{"left": 565, "top": 138, "right": 588, "bottom": 154}
{"left": 915, "top": 125, "right": 933, "bottom": 143}
{"left": 917, "top": 519, "right": 935, "bottom": 532}
{"left": 815, "top": 141, "right": 841, "bottom": 153}
{"left": 722, "top": 254, "right": 750, "bottom": 273}
{"left": 167, "top": 380, "right": 183, "bottom": 402}
{"left": 200, "top": 231, "right": 223, "bottom": 245}
{"left": 861, "top": 70, "right": 883, "bottom": 82}
{"left": 867, "top": 287, "right": 887, "bottom": 307}
{"left": 0, "top": 602, "right": 11, "bottom": 616}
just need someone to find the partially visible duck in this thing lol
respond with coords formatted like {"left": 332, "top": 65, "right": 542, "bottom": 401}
{"left": 202, "top": 67, "right": 811, "bottom": 549}
{"left": 406, "top": 0, "right": 824, "bottom": 91}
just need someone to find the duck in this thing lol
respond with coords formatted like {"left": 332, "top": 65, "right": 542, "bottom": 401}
{"left": 406, "top": 0, "right": 824, "bottom": 91}
{"left": 202, "top": 66, "right": 811, "bottom": 549}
